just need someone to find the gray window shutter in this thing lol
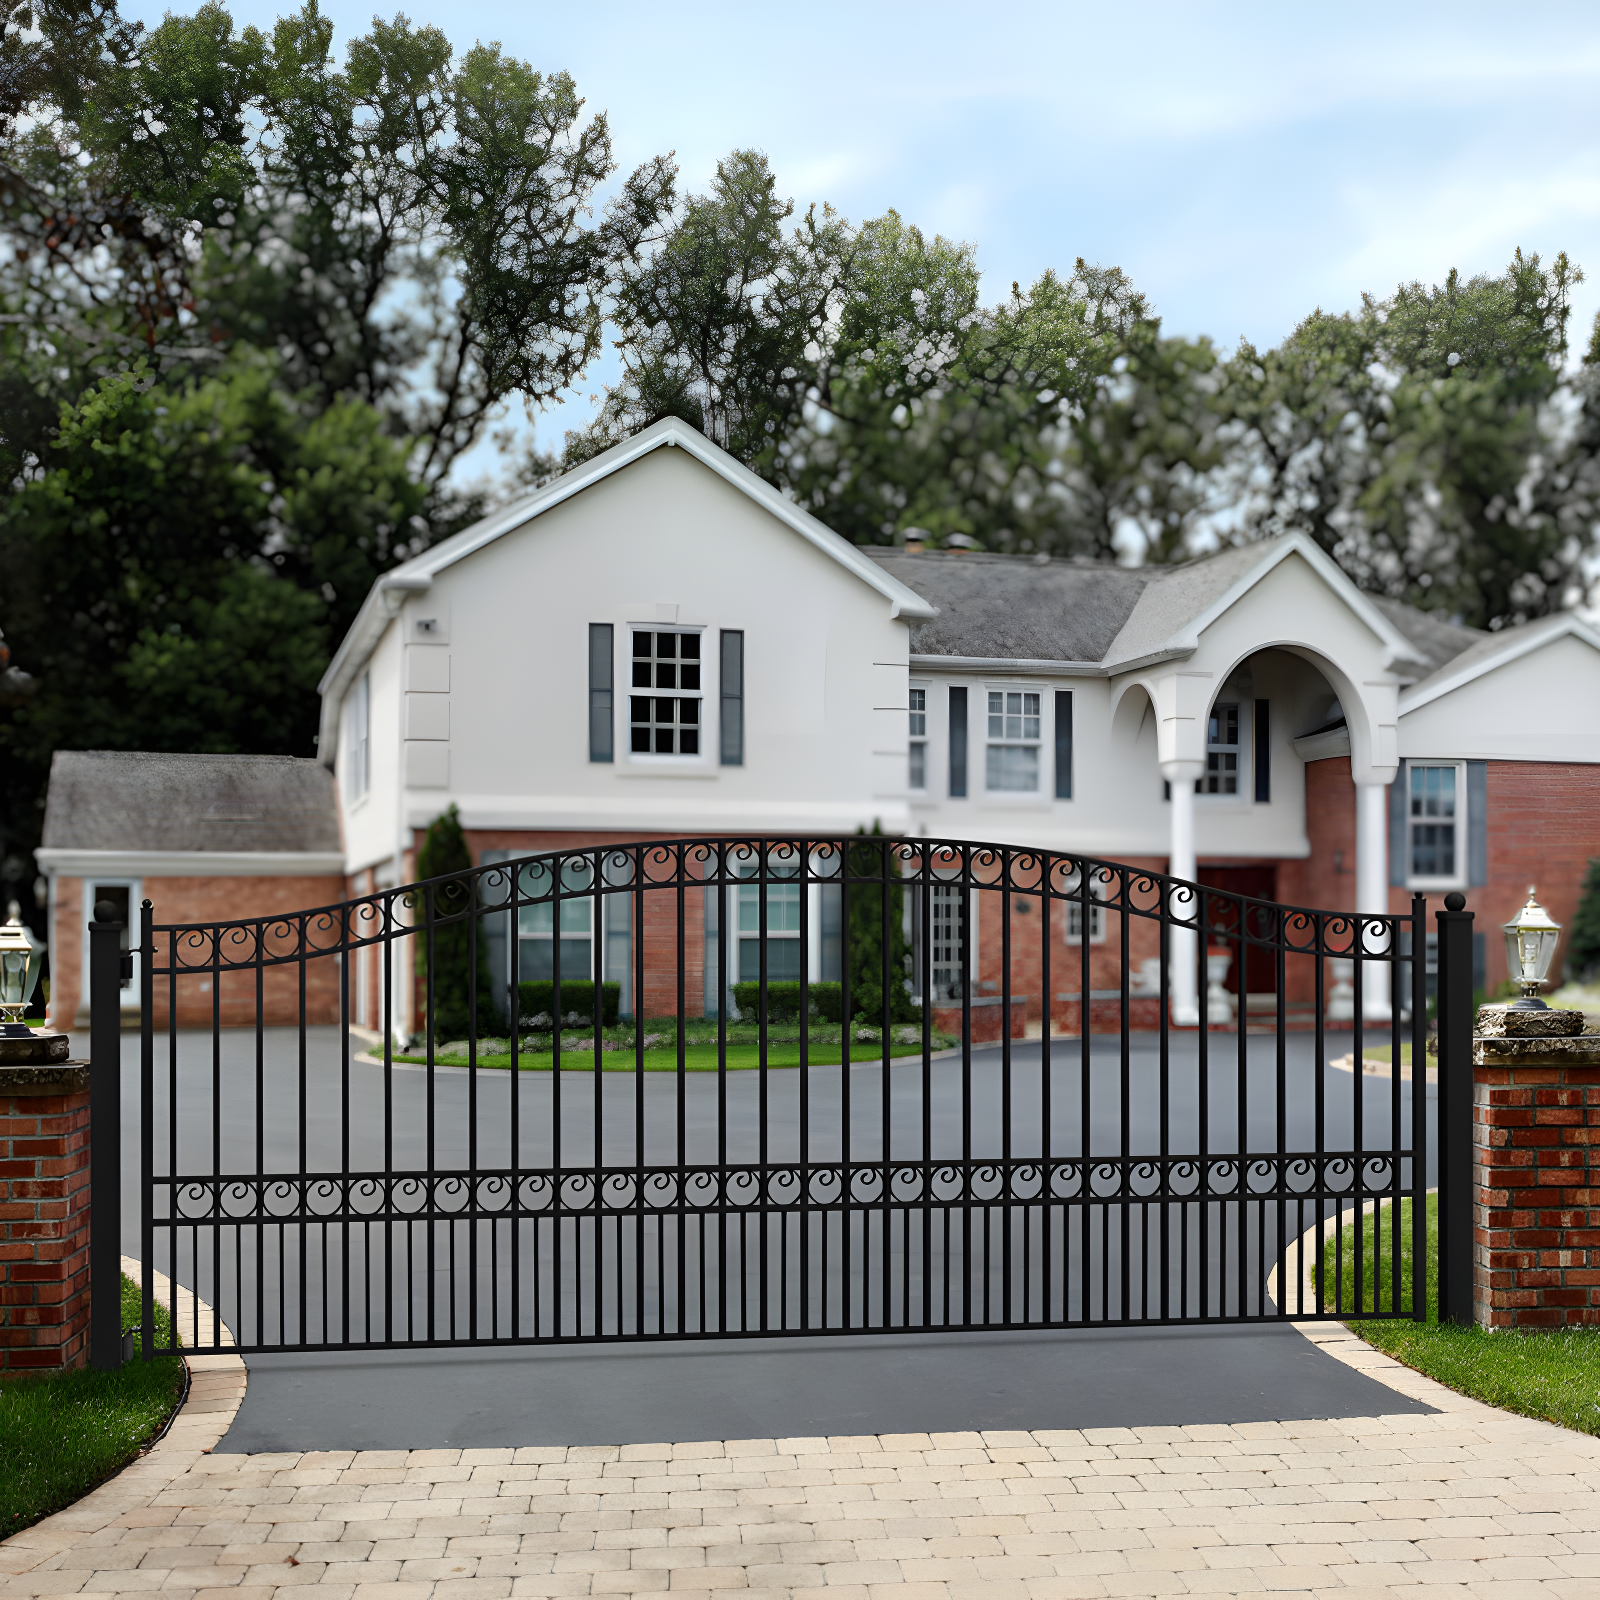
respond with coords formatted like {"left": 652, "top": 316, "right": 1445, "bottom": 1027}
{"left": 949, "top": 688, "right": 967, "bottom": 797}
{"left": 720, "top": 630, "right": 744, "bottom": 765}
{"left": 1388, "top": 760, "right": 1407, "bottom": 886}
{"left": 1054, "top": 691, "right": 1073, "bottom": 799}
{"left": 1467, "top": 761, "right": 1488, "bottom": 886}
{"left": 1253, "top": 699, "right": 1270, "bottom": 802}
{"left": 588, "top": 624, "right": 613, "bottom": 762}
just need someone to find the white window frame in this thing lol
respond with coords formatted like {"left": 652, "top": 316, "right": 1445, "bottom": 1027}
{"left": 732, "top": 858, "right": 804, "bottom": 986}
{"left": 908, "top": 685, "right": 928, "bottom": 792}
{"left": 627, "top": 625, "right": 707, "bottom": 764}
{"left": 1062, "top": 870, "right": 1107, "bottom": 946}
{"left": 1405, "top": 760, "right": 1468, "bottom": 890}
{"left": 346, "top": 671, "right": 370, "bottom": 804}
{"left": 1198, "top": 700, "right": 1244, "bottom": 798}
{"left": 984, "top": 687, "right": 1042, "bottom": 793}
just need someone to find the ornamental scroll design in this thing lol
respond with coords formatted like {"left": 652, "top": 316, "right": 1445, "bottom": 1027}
{"left": 154, "top": 1152, "right": 1406, "bottom": 1226}
{"left": 147, "top": 834, "right": 1416, "bottom": 976}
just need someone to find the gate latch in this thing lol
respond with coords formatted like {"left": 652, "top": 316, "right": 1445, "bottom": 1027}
{"left": 119, "top": 954, "right": 134, "bottom": 981}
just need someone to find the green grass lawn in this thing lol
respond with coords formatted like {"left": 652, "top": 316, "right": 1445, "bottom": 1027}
{"left": 1, "top": 1275, "right": 184, "bottom": 1533}
{"left": 1344, "top": 1042, "right": 1419, "bottom": 1067}
{"left": 1322, "top": 1193, "right": 1600, "bottom": 1436}
{"left": 395, "top": 1040, "right": 946, "bottom": 1072}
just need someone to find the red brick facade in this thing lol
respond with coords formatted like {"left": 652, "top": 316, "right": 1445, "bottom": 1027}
{"left": 49, "top": 874, "right": 347, "bottom": 1032}
{"left": 1473, "top": 1052, "right": 1600, "bottom": 1329}
{"left": 0, "top": 1073, "right": 92, "bottom": 1370}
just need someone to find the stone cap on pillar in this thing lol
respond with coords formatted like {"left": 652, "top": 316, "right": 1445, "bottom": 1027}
{"left": 0, "top": 1062, "right": 91, "bottom": 1095}
{"left": 1476, "top": 1004, "right": 1587, "bottom": 1039}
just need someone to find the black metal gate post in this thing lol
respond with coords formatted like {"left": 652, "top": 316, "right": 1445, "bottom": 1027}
{"left": 1436, "top": 891, "right": 1475, "bottom": 1327}
{"left": 88, "top": 900, "right": 124, "bottom": 1369}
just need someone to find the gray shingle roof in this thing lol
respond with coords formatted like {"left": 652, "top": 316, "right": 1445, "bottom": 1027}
{"left": 865, "top": 551, "right": 1154, "bottom": 661}
{"left": 1366, "top": 595, "right": 1485, "bottom": 675}
{"left": 43, "top": 752, "right": 341, "bottom": 854}
{"left": 871, "top": 541, "right": 1490, "bottom": 681}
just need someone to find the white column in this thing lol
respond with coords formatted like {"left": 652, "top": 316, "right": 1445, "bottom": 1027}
{"left": 1162, "top": 759, "right": 1205, "bottom": 1026}
{"left": 1355, "top": 779, "right": 1391, "bottom": 1019}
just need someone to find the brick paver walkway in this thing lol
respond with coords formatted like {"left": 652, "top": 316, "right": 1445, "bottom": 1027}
{"left": 3, "top": 1316, "right": 1598, "bottom": 1599}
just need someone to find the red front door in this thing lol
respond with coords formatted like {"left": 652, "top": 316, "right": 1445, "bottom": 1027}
{"left": 1198, "top": 865, "right": 1278, "bottom": 998}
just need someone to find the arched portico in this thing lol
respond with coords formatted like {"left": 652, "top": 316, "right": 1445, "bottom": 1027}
{"left": 1112, "top": 627, "right": 1402, "bottom": 1026}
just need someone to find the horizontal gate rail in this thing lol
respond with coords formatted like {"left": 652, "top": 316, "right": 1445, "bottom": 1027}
{"left": 137, "top": 836, "right": 1433, "bottom": 1356}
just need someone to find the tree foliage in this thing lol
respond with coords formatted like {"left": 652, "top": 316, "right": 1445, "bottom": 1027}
{"left": 414, "top": 804, "right": 494, "bottom": 1040}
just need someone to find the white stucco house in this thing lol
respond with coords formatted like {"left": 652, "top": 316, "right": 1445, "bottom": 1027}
{"left": 41, "top": 416, "right": 1600, "bottom": 1032}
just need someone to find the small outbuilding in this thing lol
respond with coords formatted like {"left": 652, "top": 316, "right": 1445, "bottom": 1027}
{"left": 36, "top": 751, "right": 343, "bottom": 1028}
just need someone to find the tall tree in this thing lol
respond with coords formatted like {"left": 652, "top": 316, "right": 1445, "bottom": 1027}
{"left": 566, "top": 152, "right": 1157, "bottom": 551}
{"left": 1213, "top": 250, "right": 1586, "bottom": 628}
{"left": 0, "top": 0, "right": 675, "bottom": 875}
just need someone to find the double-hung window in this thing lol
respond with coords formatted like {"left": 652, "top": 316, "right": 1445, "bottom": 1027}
{"left": 930, "top": 883, "right": 967, "bottom": 1001}
{"left": 630, "top": 630, "right": 701, "bottom": 755}
{"left": 1202, "top": 703, "right": 1240, "bottom": 794}
{"left": 985, "top": 690, "right": 1040, "bottom": 791}
{"left": 517, "top": 860, "right": 594, "bottom": 981}
{"left": 1062, "top": 869, "right": 1106, "bottom": 945}
{"left": 1408, "top": 764, "right": 1461, "bottom": 882}
{"left": 347, "top": 671, "right": 370, "bottom": 801}
{"left": 736, "top": 859, "right": 802, "bottom": 982}
{"left": 908, "top": 687, "right": 927, "bottom": 790}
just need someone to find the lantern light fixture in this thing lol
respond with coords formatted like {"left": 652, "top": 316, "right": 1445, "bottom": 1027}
{"left": 0, "top": 901, "right": 44, "bottom": 1037}
{"left": 1502, "top": 887, "right": 1562, "bottom": 1011}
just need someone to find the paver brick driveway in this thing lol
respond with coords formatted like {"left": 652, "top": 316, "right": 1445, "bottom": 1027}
{"left": 3, "top": 1326, "right": 1598, "bottom": 1600}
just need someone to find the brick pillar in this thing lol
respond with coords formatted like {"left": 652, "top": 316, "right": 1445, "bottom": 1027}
{"left": 1473, "top": 1014, "right": 1600, "bottom": 1330}
{"left": 0, "top": 1061, "right": 93, "bottom": 1369}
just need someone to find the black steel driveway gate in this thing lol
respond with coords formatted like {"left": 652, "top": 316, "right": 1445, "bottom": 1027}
{"left": 135, "top": 838, "right": 1443, "bottom": 1356}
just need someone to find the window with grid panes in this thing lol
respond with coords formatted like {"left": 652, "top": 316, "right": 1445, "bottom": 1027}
{"left": 931, "top": 883, "right": 966, "bottom": 1000}
{"left": 908, "top": 687, "right": 927, "bottom": 789}
{"left": 1202, "top": 703, "right": 1240, "bottom": 794}
{"left": 1409, "top": 764, "right": 1459, "bottom": 880}
{"left": 736, "top": 858, "right": 802, "bottom": 982}
{"left": 1062, "top": 869, "right": 1106, "bottom": 944}
{"left": 630, "top": 630, "right": 701, "bottom": 754}
{"left": 985, "top": 690, "right": 1040, "bottom": 791}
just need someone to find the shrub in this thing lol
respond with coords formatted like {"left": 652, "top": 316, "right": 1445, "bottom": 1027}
{"left": 415, "top": 806, "right": 496, "bottom": 1039}
{"left": 1571, "top": 857, "right": 1600, "bottom": 982}
{"left": 730, "top": 981, "right": 843, "bottom": 1023}
{"left": 517, "top": 980, "right": 620, "bottom": 1028}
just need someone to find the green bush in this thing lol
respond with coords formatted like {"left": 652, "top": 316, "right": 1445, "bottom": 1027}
{"left": 518, "top": 980, "right": 620, "bottom": 1027}
{"left": 415, "top": 805, "right": 496, "bottom": 1038}
{"left": 1571, "top": 857, "right": 1600, "bottom": 982}
{"left": 730, "top": 981, "right": 843, "bottom": 1023}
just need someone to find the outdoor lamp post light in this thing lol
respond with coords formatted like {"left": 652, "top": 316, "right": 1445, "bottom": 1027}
{"left": 1502, "top": 887, "right": 1562, "bottom": 1010}
{"left": 0, "top": 900, "right": 44, "bottom": 1036}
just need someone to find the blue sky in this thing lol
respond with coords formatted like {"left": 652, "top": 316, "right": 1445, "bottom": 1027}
{"left": 129, "top": 0, "right": 1600, "bottom": 477}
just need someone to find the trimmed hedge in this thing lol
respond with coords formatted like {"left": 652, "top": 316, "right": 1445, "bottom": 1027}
{"left": 518, "top": 980, "right": 621, "bottom": 1027}
{"left": 730, "top": 981, "right": 843, "bottom": 1023}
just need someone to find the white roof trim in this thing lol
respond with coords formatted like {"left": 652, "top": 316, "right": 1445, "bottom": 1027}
{"left": 1399, "top": 612, "right": 1600, "bottom": 715}
{"left": 37, "top": 849, "right": 347, "bottom": 878}
{"left": 315, "top": 419, "right": 937, "bottom": 763}
{"left": 1155, "top": 533, "right": 1427, "bottom": 671}
{"left": 908, "top": 654, "right": 1108, "bottom": 677}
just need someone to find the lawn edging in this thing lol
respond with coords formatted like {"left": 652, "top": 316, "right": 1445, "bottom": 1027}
{"left": 1270, "top": 1201, "right": 1600, "bottom": 1439}
{"left": 0, "top": 1260, "right": 246, "bottom": 1563}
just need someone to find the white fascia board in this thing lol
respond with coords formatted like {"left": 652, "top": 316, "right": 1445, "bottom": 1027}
{"left": 316, "top": 420, "right": 939, "bottom": 764}
{"left": 1398, "top": 613, "right": 1600, "bottom": 715}
{"left": 909, "top": 655, "right": 1108, "bottom": 677}
{"left": 1104, "top": 534, "right": 1426, "bottom": 674}
{"left": 36, "top": 849, "right": 347, "bottom": 878}
{"left": 1291, "top": 727, "right": 1352, "bottom": 761}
